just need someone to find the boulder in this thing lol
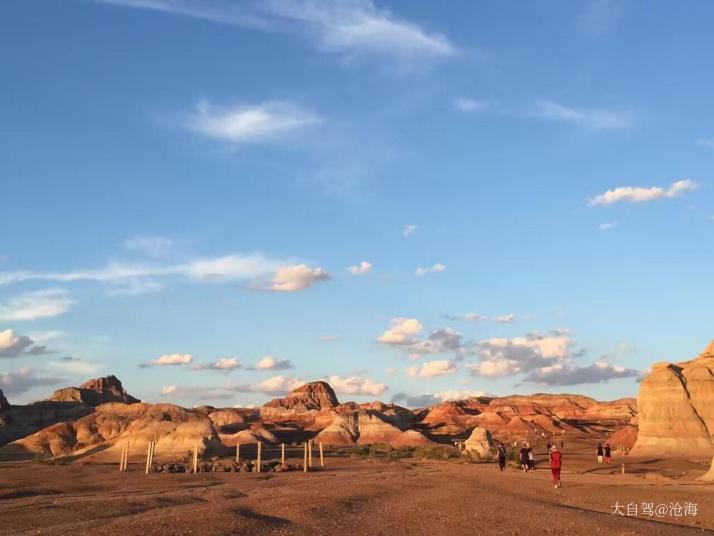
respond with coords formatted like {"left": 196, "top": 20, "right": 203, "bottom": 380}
{"left": 632, "top": 340, "right": 714, "bottom": 457}
{"left": 463, "top": 427, "right": 496, "bottom": 459}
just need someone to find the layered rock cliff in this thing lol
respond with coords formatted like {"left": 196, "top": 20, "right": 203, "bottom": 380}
{"left": 632, "top": 339, "right": 714, "bottom": 457}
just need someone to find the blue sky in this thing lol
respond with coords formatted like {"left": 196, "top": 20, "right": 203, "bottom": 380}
{"left": 1, "top": 0, "right": 713, "bottom": 407}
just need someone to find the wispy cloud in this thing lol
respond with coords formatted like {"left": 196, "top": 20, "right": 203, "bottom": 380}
{"left": 123, "top": 234, "right": 173, "bottom": 257}
{"left": 696, "top": 137, "right": 714, "bottom": 149}
{"left": 0, "top": 253, "right": 328, "bottom": 294}
{"left": 599, "top": 221, "right": 618, "bottom": 231}
{"left": 252, "top": 355, "right": 293, "bottom": 371}
{"left": 523, "top": 359, "right": 641, "bottom": 385}
{"left": 0, "top": 288, "right": 73, "bottom": 321}
{"left": 98, "top": 0, "right": 457, "bottom": 70}
{"left": 534, "top": 100, "right": 632, "bottom": 130}
{"left": 403, "top": 224, "right": 417, "bottom": 237}
{"left": 49, "top": 358, "right": 103, "bottom": 376}
{"left": 588, "top": 179, "right": 697, "bottom": 206}
{"left": 452, "top": 97, "right": 491, "bottom": 113}
{"left": 185, "top": 100, "right": 321, "bottom": 144}
{"left": 415, "top": 263, "right": 446, "bottom": 276}
{"left": 495, "top": 313, "right": 516, "bottom": 324}
{"left": 140, "top": 353, "right": 193, "bottom": 368}
{"left": 348, "top": 261, "right": 372, "bottom": 275}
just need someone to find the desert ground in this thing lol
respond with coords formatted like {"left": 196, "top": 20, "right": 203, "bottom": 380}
{"left": 2, "top": 438, "right": 713, "bottom": 536}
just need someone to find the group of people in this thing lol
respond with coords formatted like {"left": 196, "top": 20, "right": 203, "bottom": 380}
{"left": 596, "top": 442, "right": 612, "bottom": 464}
{"left": 495, "top": 440, "right": 616, "bottom": 489}
{"left": 496, "top": 440, "right": 563, "bottom": 488}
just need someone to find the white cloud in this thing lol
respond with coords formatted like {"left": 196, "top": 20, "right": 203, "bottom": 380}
{"left": 98, "top": 0, "right": 457, "bottom": 69}
{"left": 230, "top": 375, "right": 306, "bottom": 395}
{"left": 453, "top": 97, "right": 490, "bottom": 113}
{"left": 407, "top": 359, "right": 457, "bottom": 378}
{"left": 599, "top": 221, "right": 618, "bottom": 231}
{"left": 448, "top": 312, "right": 485, "bottom": 322}
{"left": 326, "top": 375, "right": 386, "bottom": 396}
{"left": 523, "top": 359, "right": 641, "bottom": 385}
{"left": 403, "top": 224, "right": 417, "bottom": 236}
{"left": 253, "top": 355, "right": 293, "bottom": 371}
{"left": 415, "top": 263, "right": 446, "bottom": 276}
{"left": 377, "top": 317, "right": 423, "bottom": 345}
{"left": 469, "top": 331, "right": 575, "bottom": 377}
{"left": 161, "top": 385, "right": 177, "bottom": 395}
{"left": 123, "top": 235, "right": 173, "bottom": 256}
{"left": 159, "top": 384, "right": 235, "bottom": 402}
{"left": 185, "top": 100, "right": 321, "bottom": 144}
{"left": 348, "top": 261, "right": 372, "bottom": 275}
{"left": 588, "top": 179, "right": 697, "bottom": 206}
{"left": 408, "top": 328, "right": 464, "bottom": 355}
{"left": 0, "top": 329, "right": 50, "bottom": 358}
{"left": 0, "top": 288, "right": 73, "bottom": 321}
{"left": 193, "top": 357, "right": 241, "bottom": 371}
{"left": 0, "top": 367, "right": 64, "bottom": 396}
{"left": 495, "top": 313, "right": 516, "bottom": 324}
{"left": 141, "top": 353, "right": 193, "bottom": 367}
{"left": 319, "top": 335, "right": 339, "bottom": 342}
{"left": 187, "top": 254, "right": 284, "bottom": 281}
{"left": 534, "top": 100, "right": 632, "bottom": 129}
{"left": 696, "top": 138, "right": 714, "bottom": 149}
{"left": 267, "top": 264, "right": 330, "bottom": 292}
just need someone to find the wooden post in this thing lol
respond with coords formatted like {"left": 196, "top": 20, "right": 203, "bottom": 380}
{"left": 281, "top": 443, "right": 285, "bottom": 465}
{"left": 319, "top": 442, "right": 324, "bottom": 468}
{"left": 119, "top": 444, "right": 125, "bottom": 471}
{"left": 145, "top": 441, "right": 153, "bottom": 474}
{"left": 193, "top": 440, "right": 199, "bottom": 474}
{"left": 123, "top": 443, "right": 129, "bottom": 472}
{"left": 256, "top": 441, "right": 262, "bottom": 473}
{"left": 236, "top": 443, "right": 240, "bottom": 463}
{"left": 308, "top": 440, "right": 313, "bottom": 467}
{"left": 621, "top": 463, "right": 626, "bottom": 474}
{"left": 149, "top": 440, "right": 155, "bottom": 468}
{"left": 303, "top": 442, "right": 308, "bottom": 472}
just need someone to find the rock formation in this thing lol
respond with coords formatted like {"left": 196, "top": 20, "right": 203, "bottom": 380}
{"left": 0, "top": 389, "right": 8, "bottom": 410}
{"left": 49, "top": 375, "right": 139, "bottom": 406}
{"left": 463, "top": 427, "right": 496, "bottom": 459}
{"left": 261, "top": 381, "right": 338, "bottom": 418}
{"left": 632, "top": 339, "right": 714, "bottom": 457}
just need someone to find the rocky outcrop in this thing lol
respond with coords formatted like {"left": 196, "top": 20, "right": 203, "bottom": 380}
{"left": 315, "top": 414, "right": 359, "bottom": 446}
{"left": 0, "top": 389, "right": 8, "bottom": 410}
{"left": 632, "top": 340, "right": 714, "bottom": 457}
{"left": 11, "top": 402, "right": 220, "bottom": 459}
{"left": 356, "top": 410, "right": 403, "bottom": 445}
{"left": 463, "top": 427, "right": 496, "bottom": 459}
{"left": 261, "top": 381, "right": 339, "bottom": 421}
{"left": 49, "top": 375, "right": 139, "bottom": 406}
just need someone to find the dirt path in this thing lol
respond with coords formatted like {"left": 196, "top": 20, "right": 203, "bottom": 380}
{"left": 1, "top": 457, "right": 712, "bottom": 535}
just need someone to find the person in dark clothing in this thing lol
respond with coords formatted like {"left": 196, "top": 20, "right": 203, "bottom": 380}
{"left": 497, "top": 443, "right": 507, "bottom": 471}
{"left": 527, "top": 445, "right": 535, "bottom": 471}
{"left": 596, "top": 443, "right": 604, "bottom": 463}
{"left": 519, "top": 442, "right": 530, "bottom": 471}
{"left": 604, "top": 443, "right": 612, "bottom": 463}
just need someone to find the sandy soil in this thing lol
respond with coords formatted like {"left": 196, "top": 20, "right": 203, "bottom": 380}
{"left": 1, "top": 443, "right": 713, "bottom": 535}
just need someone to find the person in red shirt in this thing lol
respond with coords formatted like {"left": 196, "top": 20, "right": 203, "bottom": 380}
{"left": 549, "top": 445, "right": 562, "bottom": 488}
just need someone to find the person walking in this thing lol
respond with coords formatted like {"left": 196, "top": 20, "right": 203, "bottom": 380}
{"left": 519, "top": 441, "right": 529, "bottom": 472}
{"left": 527, "top": 444, "right": 535, "bottom": 472}
{"left": 549, "top": 445, "right": 562, "bottom": 488}
{"left": 604, "top": 443, "right": 612, "bottom": 464}
{"left": 497, "top": 443, "right": 507, "bottom": 471}
{"left": 596, "top": 443, "right": 604, "bottom": 464}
